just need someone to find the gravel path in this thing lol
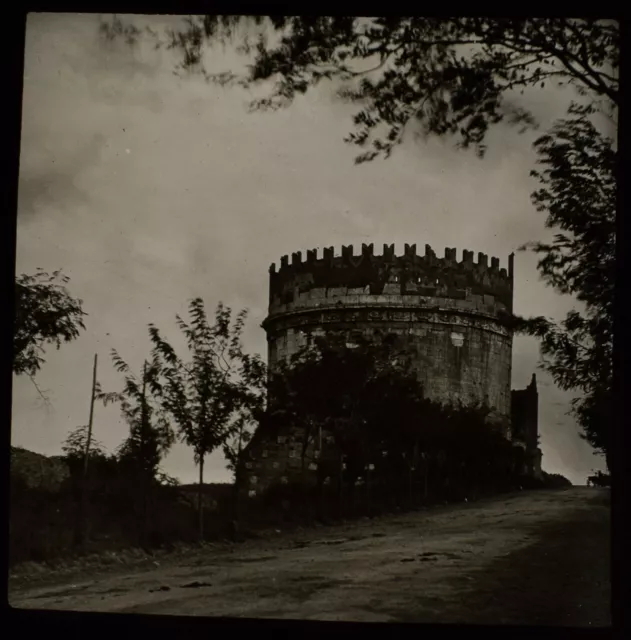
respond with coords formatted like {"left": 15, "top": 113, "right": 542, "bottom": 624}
{"left": 9, "top": 487, "right": 610, "bottom": 626}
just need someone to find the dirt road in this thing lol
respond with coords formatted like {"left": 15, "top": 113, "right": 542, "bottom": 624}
{"left": 9, "top": 488, "right": 610, "bottom": 626}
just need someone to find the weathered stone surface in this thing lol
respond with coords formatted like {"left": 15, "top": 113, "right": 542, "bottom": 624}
{"left": 246, "top": 244, "right": 539, "bottom": 494}
{"left": 511, "top": 373, "right": 541, "bottom": 477}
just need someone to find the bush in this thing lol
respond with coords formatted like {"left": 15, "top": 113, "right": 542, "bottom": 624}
{"left": 542, "top": 472, "right": 573, "bottom": 489}
{"left": 586, "top": 471, "right": 610, "bottom": 487}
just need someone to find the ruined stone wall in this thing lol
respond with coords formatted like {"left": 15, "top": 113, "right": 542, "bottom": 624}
{"left": 511, "top": 374, "right": 539, "bottom": 451}
{"left": 511, "top": 374, "right": 542, "bottom": 478}
{"left": 240, "top": 426, "right": 338, "bottom": 497}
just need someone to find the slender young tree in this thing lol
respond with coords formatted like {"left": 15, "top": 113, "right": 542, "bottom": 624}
{"left": 96, "top": 351, "right": 175, "bottom": 545}
{"left": 148, "top": 298, "right": 263, "bottom": 540}
{"left": 61, "top": 424, "right": 107, "bottom": 548}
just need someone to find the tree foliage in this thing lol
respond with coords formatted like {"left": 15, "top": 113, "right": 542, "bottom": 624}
{"left": 264, "top": 334, "right": 519, "bottom": 502}
{"left": 96, "top": 351, "right": 175, "bottom": 480}
{"left": 147, "top": 298, "right": 266, "bottom": 537}
{"left": 103, "top": 16, "right": 618, "bottom": 163}
{"left": 266, "top": 333, "right": 418, "bottom": 464}
{"left": 13, "top": 269, "right": 87, "bottom": 377}
{"left": 61, "top": 425, "right": 107, "bottom": 461}
{"left": 94, "top": 350, "right": 177, "bottom": 546}
{"left": 148, "top": 299, "right": 263, "bottom": 464}
{"left": 60, "top": 425, "right": 115, "bottom": 499}
{"left": 587, "top": 470, "right": 610, "bottom": 487}
{"left": 222, "top": 329, "right": 267, "bottom": 479}
{"left": 511, "top": 105, "right": 615, "bottom": 466}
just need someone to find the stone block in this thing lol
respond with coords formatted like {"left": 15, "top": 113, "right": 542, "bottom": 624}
{"left": 389, "top": 310, "right": 411, "bottom": 322}
{"left": 310, "top": 288, "right": 326, "bottom": 300}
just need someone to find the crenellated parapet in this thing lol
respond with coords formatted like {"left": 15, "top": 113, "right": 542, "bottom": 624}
{"left": 268, "top": 244, "right": 515, "bottom": 316}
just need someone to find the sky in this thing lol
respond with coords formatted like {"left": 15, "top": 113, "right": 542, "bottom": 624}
{"left": 12, "top": 13, "right": 611, "bottom": 485}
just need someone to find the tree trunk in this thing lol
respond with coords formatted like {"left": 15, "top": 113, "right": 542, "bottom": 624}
{"left": 75, "top": 354, "right": 98, "bottom": 552}
{"left": 314, "top": 430, "right": 324, "bottom": 522}
{"left": 139, "top": 362, "right": 149, "bottom": 548}
{"left": 300, "top": 441, "right": 307, "bottom": 483}
{"left": 73, "top": 493, "right": 87, "bottom": 550}
{"left": 230, "top": 430, "right": 244, "bottom": 540}
{"left": 423, "top": 459, "right": 429, "bottom": 501}
{"left": 337, "top": 450, "right": 344, "bottom": 519}
{"left": 142, "top": 470, "right": 152, "bottom": 547}
{"left": 366, "top": 466, "right": 371, "bottom": 517}
{"left": 300, "top": 423, "right": 313, "bottom": 486}
{"left": 316, "top": 470, "right": 325, "bottom": 522}
{"left": 231, "top": 476, "right": 241, "bottom": 539}
{"left": 230, "top": 457, "right": 244, "bottom": 541}
{"left": 198, "top": 454, "right": 205, "bottom": 541}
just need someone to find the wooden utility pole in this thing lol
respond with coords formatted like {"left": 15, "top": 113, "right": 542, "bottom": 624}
{"left": 198, "top": 453, "right": 205, "bottom": 541}
{"left": 76, "top": 353, "right": 98, "bottom": 550}
{"left": 83, "top": 354, "right": 98, "bottom": 478}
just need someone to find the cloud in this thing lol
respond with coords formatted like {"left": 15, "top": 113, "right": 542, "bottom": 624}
{"left": 18, "top": 132, "right": 107, "bottom": 220}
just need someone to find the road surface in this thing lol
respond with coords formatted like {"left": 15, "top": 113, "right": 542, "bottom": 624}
{"left": 9, "top": 487, "right": 610, "bottom": 626}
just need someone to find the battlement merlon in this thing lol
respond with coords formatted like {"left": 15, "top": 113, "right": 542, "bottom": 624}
{"left": 267, "top": 244, "right": 515, "bottom": 309}
{"left": 268, "top": 245, "right": 514, "bottom": 273}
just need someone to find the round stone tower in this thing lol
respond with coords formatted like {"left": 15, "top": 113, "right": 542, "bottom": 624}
{"left": 262, "top": 243, "right": 515, "bottom": 430}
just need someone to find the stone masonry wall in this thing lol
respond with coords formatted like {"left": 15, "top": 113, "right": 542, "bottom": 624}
{"left": 241, "top": 426, "right": 338, "bottom": 496}
{"left": 511, "top": 374, "right": 542, "bottom": 479}
{"left": 242, "top": 243, "right": 519, "bottom": 496}
{"left": 267, "top": 313, "right": 512, "bottom": 420}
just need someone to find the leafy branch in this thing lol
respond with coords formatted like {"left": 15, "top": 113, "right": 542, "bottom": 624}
{"left": 107, "top": 16, "right": 619, "bottom": 163}
{"left": 14, "top": 269, "right": 87, "bottom": 377}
